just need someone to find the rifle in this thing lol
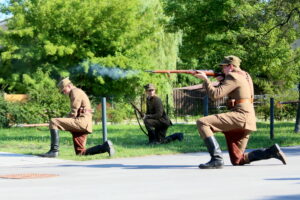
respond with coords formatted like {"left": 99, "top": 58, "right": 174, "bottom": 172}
{"left": 11, "top": 123, "right": 49, "bottom": 128}
{"left": 130, "top": 102, "right": 144, "bottom": 118}
{"left": 145, "top": 70, "right": 224, "bottom": 77}
{"left": 130, "top": 102, "right": 148, "bottom": 136}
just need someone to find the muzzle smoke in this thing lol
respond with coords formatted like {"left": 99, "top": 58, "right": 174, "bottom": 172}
{"left": 71, "top": 63, "right": 138, "bottom": 80}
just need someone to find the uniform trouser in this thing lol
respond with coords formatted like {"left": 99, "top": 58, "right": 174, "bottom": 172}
{"left": 144, "top": 118, "right": 169, "bottom": 142}
{"left": 223, "top": 129, "right": 250, "bottom": 165}
{"left": 71, "top": 132, "right": 88, "bottom": 155}
{"left": 50, "top": 118, "right": 90, "bottom": 155}
{"left": 197, "top": 113, "right": 252, "bottom": 165}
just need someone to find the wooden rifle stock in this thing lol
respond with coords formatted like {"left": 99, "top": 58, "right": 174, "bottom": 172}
{"left": 146, "top": 70, "right": 224, "bottom": 77}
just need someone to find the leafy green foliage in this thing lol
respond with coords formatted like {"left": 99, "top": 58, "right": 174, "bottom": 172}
{"left": 0, "top": 70, "right": 69, "bottom": 126}
{"left": 0, "top": 0, "right": 179, "bottom": 99}
{"left": 164, "top": 0, "right": 300, "bottom": 94}
{"left": 23, "top": 69, "right": 70, "bottom": 119}
{"left": 0, "top": 95, "right": 14, "bottom": 127}
{"left": 107, "top": 103, "right": 133, "bottom": 124}
{"left": 93, "top": 99, "right": 134, "bottom": 124}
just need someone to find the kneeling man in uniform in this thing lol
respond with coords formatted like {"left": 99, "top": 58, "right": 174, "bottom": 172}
{"left": 39, "top": 77, "right": 114, "bottom": 158}
{"left": 194, "top": 55, "right": 286, "bottom": 169}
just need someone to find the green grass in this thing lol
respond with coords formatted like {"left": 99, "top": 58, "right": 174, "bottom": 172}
{"left": 0, "top": 121, "right": 299, "bottom": 161}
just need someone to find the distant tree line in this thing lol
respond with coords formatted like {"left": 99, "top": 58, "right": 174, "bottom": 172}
{"left": 0, "top": 0, "right": 299, "bottom": 124}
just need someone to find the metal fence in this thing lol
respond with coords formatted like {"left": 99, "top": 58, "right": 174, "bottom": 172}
{"left": 170, "top": 88, "right": 287, "bottom": 120}
{"left": 172, "top": 88, "right": 228, "bottom": 117}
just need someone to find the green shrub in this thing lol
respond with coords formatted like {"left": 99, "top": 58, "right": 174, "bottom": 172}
{"left": 0, "top": 96, "right": 14, "bottom": 127}
{"left": 255, "top": 90, "right": 298, "bottom": 121}
{"left": 107, "top": 101, "right": 134, "bottom": 124}
{"left": 0, "top": 70, "right": 70, "bottom": 126}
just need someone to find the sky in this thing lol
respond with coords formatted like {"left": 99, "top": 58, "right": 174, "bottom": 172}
{"left": 0, "top": 0, "right": 9, "bottom": 21}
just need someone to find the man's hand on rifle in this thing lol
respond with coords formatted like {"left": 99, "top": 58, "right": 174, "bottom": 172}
{"left": 136, "top": 109, "right": 144, "bottom": 119}
{"left": 193, "top": 71, "right": 208, "bottom": 81}
{"left": 215, "top": 75, "right": 225, "bottom": 81}
{"left": 142, "top": 114, "right": 148, "bottom": 121}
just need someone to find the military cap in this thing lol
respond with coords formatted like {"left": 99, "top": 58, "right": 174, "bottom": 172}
{"left": 219, "top": 55, "right": 241, "bottom": 68}
{"left": 144, "top": 83, "right": 156, "bottom": 91}
{"left": 57, "top": 77, "right": 72, "bottom": 91}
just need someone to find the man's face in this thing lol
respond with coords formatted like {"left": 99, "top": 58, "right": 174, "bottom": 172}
{"left": 146, "top": 89, "right": 155, "bottom": 97}
{"left": 221, "top": 64, "right": 233, "bottom": 74}
{"left": 62, "top": 85, "right": 71, "bottom": 95}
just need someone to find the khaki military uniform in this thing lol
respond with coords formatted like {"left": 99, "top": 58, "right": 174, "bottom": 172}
{"left": 197, "top": 68, "right": 256, "bottom": 165}
{"left": 50, "top": 87, "right": 93, "bottom": 154}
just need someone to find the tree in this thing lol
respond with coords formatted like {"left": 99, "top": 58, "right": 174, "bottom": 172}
{"left": 163, "top": 0, "right": 300, "bottom": 94}
{"left": 0, "top": 0, "right": 179, "bottom": 99}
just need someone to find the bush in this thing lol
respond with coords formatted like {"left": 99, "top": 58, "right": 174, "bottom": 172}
{"left": 0, "top": 97, "right": 69, "bottom": 126}
{"left": 0, "top": 96, "right": 15, "bottom": 127}
{"left": 0, "top": 70, "right": 70, "bottom": 126}
{"left": 255, "top": 91, "right": 299, "bottom": 121}
{"left": 107, "top": 101, "right": 134, "bottom": 124}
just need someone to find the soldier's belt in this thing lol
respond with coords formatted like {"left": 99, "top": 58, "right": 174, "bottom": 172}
{"left": 227, "top": 98, "right": 253, "bottom": 108}
{"left": 235, "top": 98, "right": 254, "bottom": 104}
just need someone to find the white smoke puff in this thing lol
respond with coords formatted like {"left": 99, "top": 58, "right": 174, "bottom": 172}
{"left": 89, "top": 64, "right": 137, "bottom": 79}
{"left": 71, "top": 63, "right": 138, "bottom": 80}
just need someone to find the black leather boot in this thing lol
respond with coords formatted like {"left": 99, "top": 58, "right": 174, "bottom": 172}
{"left": 85, "top": 140, "right": 115, "bottom": 157}
{"left": 247, "top": 143, "right": 286, "bottom": 164}
{"left": 39, "top": 129, "right": 59, "bottom": 158}
{"left": 199, "top": 136, "right": 224, "bottom": 169}
{"left": 147, "top": 129, "right": 157, "bottom": 144}
{"left": 163, "top": 132, "right": 184, "bottom": 143}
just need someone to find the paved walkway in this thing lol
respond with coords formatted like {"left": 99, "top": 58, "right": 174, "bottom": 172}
{"left": 0, "top": 146, "right": 300, "bottom": 200}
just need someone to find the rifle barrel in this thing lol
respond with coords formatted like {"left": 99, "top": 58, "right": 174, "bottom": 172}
{"left": 146, "top": 70, "right": 223, "bottom": 77}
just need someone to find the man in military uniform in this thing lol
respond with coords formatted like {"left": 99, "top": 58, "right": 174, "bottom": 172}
{"left": 194, "top": 55, "right": 287, "bottom": 169}
{"left": 143, "top": 83, "right": 183, "bottom": 144}
{"left": 39, "top": 77, "right": 114, "bottom": 158}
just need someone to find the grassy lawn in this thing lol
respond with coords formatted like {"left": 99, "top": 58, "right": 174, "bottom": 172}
{"left": 0, "top": 121, "right": 299, "bottom": 161}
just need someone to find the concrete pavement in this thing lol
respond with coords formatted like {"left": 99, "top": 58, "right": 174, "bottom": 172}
{"left": 0, "top": 146, "right": 300, "bottom": 200}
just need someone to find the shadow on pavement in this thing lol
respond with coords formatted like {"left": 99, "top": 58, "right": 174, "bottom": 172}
{"left": 265, "top": 177, "right": 300, "bottom": 181}
{"left": 280, "top": 147, "right": 300, "bottom": 156}
{"left": 0, "top": 153, "right": 34, "bottom": 157}
{"left": 264, "top": 177, "right": 300, "bottom": 185}
{"left": 260, "top": 194, "right": 300, "bottom": 200}
{"left": 58, "top": 163, "right": 195, "bottom": 169}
